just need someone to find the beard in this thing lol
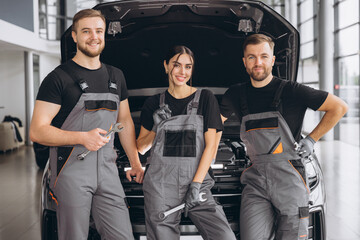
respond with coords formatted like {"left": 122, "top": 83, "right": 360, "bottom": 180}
{"left": 77, "top": 41, "right": 105, "bottom": 58}
{"left": 247, "top": 66, "right": 272, "bottom": 82}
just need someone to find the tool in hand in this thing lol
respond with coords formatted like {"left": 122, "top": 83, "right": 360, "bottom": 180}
{"left": 294, "top": 142, "right": 306, "bottom": 156}
{"left": 159, "top": 192, "right": 207, "bottom": 220}
{"left": 77, "top": 122, "right": 124, "bottom": 160}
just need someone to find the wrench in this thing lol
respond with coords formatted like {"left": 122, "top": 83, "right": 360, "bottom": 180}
{"left": 294, "top": 142, "right": 306, "bottom": 156}
{"left": 77, "top": 123, "right": 124, "bottom": 160}
{"left": 159, "top": 192, "right": 207, "bottom": 220}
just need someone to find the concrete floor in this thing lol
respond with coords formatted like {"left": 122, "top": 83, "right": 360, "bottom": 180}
{"left": 0, "top": 141, "right": 359, "bottom": 240}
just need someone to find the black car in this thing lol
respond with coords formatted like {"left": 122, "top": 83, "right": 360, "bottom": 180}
{"left": 40, "top": 1, "right": 326, "bottom": 239}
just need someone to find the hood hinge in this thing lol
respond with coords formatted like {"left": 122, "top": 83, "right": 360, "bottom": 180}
{"left": 238, "top": 19, "right": 254, "bottom": 33}
{"left": 108, "top": 21, "right": 122, "bottom": 36}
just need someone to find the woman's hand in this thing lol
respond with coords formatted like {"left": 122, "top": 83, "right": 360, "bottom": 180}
{"left": 152, "top": 104, "right": 172, "bottom": 132}
{"left": 184, "top": 182, "right": 202, "bottom": 217}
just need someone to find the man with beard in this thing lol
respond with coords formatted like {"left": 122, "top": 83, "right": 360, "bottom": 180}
{"left": 220, "top": 34, "right": 347, "bottom": 239}
{"left": 30, "top": 9, "right": 144, "bottom": 240}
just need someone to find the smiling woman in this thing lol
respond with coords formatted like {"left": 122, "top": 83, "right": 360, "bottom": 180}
{"left": 164, "top": 47, "right": 194, "bottom": 97}
{"left": 136, "top": 45, "right": 236, "bottom": 240}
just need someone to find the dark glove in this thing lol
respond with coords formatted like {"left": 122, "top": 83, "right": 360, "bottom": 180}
{"left": 298, "top": 135, "right": 316, "bottom": 158}
{"left": 184, "top": 182, "right": 201, "bottom": 217}
{"left": 152, "top": 104, "right": 171, "bottom": 132}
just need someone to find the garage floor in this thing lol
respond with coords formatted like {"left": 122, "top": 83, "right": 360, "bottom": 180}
{"left": 0, "top": 141, "right": 359, "bottom": 240}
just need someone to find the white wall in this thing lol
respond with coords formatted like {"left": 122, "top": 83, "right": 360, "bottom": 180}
{"left": 0, "top": 51, "right": 60, "bottom": 135}
{"left": 0, "top": 51, "right": 26, "bottom": 125}
{"left": 40, "top": 54, "right": 60, "bottom": 82}
{"left": 0, "top": 19, "right": 60, "bottom": 55}
{"left": 0, "top": 0, "right": 61, "bottom": 144}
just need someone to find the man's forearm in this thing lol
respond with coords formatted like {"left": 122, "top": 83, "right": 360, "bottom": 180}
{"left": 30, "top": 124, "right": 85, "bottom": 146}
{"left": 309, "top": 106, "right": 348, "bottom": 141}
{"left": 308, "top": 93, "right": 348, "bottom": 141}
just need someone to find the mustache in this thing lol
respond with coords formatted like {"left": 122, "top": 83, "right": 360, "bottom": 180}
{"left": 252, "top": 65, "right": 264, "bottom": 70}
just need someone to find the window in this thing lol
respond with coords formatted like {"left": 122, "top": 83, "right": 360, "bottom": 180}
{"left": 337, "top": 0, "right": 359, "bottom": 29}
{"left": 39, "top": 0, "right": 112, "bottom": 40}
{"left": 337, "top": 24, "right": 359, "bottom": 57}
{"left": 261, "top": 0, "right": 285, "bottom": 16}
{"left": 334, "top": 0, "right": 360, "bottom": 145}
{"left": 298, "top": 0, "right": 316, "bottom": 59}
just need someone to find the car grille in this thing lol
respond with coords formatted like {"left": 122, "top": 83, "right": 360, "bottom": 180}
{"left": 42, "top": 207, "right": 324, "bottom": 240}
{"left": 308, "top": 209, "right": 326, "bottom": 240}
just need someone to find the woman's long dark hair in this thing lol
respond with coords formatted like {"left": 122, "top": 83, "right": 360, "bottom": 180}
{"left": 164, "top": 45, "right": 195, "bottom": 87}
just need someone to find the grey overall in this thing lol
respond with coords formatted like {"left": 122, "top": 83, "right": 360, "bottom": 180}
{"left": 239, "top": 82, "right": 310, "bottom": 240}
{"left": 143, "top": 90, "right": 236, "bottom": 240}
{"left": 48, "top": 65, "right": 134, "bottom": 240}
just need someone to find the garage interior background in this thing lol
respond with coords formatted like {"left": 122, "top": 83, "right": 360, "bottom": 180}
{"left": 0, "top": 0, "right": 359, "bottom": 240}
{"left": 0, "top": 0, "right": 358, "bottom": 146}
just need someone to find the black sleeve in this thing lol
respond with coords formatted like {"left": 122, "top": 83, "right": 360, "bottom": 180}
{"left": 199, "top": 89, "right": 223, "bottom": 132}
{"left": 219, "top": 85, "right": 238, "bottom": 118}
{"left": 112, "top": 67, "right": 129, "bottom": 101}
{"left": 36, "top": 69, "right": 63, "bottom": 105}
{"left": 140, "top": 94, "right": 160, "bottom": 131}
{"left": 290, "top": 82, "right": 328, "bottom": 110}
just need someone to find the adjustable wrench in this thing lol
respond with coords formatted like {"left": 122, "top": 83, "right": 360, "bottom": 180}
{"left": 159, "top": 192, "right": 207, "bottom": 220}
{"left": 77, "top": 122, "right": 124, "bottom": 160}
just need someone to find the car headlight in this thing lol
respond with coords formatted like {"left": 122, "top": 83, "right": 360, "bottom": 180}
{"left": 305, "top": 155, "right": 320, "bottom": 192}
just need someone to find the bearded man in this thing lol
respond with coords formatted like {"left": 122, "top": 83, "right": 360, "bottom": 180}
{"left": 30, "top": 9, "right": 144, "bottom": 240}
{"left": 220, "top": 34, "right": 347, "bottom": 240}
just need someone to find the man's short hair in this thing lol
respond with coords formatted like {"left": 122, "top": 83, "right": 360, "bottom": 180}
{"left": 243, "top": 34, "right": 275, "bottom": 53}
{"left": 72, "top": 9, "right": 106, "bottom": 32}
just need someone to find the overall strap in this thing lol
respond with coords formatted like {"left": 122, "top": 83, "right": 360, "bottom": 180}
{"left": 159, "top": 91, "right": 166, "bottom": 108}
{"left": 270, "top": 80, "right": 287, "bottom": 110}
{"left": 104, "top": 64, "right": 118, "bottom": 94}
{"left": 187, "top": 89, "right": 202, "bottom": 115}
{"left": 239, "top": 82, "right": 249, "bottom": 116}
{"left": 58, "top": 64, "right": 89, "bottom": 93}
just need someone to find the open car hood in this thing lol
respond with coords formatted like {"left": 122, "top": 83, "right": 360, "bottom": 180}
{"left": 61, "top": 0, "right": 299, "bottom": 92}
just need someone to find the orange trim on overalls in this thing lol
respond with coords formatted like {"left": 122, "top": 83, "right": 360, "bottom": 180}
{"left": 272, "top": 142, "right": 283, "bottom": 154}
{"left": 49, "top": 191, "right": 58, "bottom": 206}
{"left": 86, "top": 108, "right": 116, "bottom": 111}
{"left": 288, "top": 160, "right": 310, "bottom": 194}
{"left": 246, "top": 127, "right": 279, "bottom": 132}
{"left": 240, "top": 164, "right": 254, "bottom": 181}
{"left": 54, "top": 147, "right": 74, "bottom": 188}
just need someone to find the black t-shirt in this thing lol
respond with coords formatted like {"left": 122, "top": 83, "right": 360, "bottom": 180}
{"left": 140, "top": 89, "right": 223, "bottom": 133}
{"left": 36, "top": 60, "right": 128, "bottom": 128}
{"left": 220, "top": 77, "right": 328, "bottom": 142}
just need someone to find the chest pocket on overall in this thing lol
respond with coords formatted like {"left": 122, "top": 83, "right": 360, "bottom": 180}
{"left": 84, "top": 100, "right": 117, "bottom": 111}
{"left": 245, "top": 116, "right": 283, "bottom": 155}
{"left": 158, "top": 90, "right": 201, "bottom": 158}
{"left": 163, "top": 127, "right": 196, "bottom": 157}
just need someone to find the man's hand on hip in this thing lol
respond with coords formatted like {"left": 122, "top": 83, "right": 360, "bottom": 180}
{"left": 298, "top": 135, "right": 316, "bottom": 158}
